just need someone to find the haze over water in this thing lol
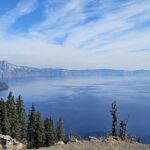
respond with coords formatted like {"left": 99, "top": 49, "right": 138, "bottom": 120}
{"left": 0, "top": 76, "right": 150, "bottom": 143}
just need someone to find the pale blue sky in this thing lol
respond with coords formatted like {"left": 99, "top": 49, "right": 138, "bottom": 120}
{"left": 0, "top": 0, "right": 150, "bottom": 69}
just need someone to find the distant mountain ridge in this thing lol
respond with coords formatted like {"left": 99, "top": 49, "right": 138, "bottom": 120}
{"left": 0, "top": 60, "right": 150, "bottom": 78}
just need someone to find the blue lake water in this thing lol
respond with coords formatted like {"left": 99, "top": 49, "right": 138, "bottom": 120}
{"left": 0, "top": 77, "right": 150, "bottom": 143}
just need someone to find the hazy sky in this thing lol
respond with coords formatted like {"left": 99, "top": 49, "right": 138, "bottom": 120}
{"left": 0, "top": 0, "right": 150, "bottom": 69}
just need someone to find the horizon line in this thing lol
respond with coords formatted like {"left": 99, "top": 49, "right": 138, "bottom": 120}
{"left": 0, "top": 60, "right": 150, "bottom": 71}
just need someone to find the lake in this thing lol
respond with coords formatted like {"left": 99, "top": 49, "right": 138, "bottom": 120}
{"left": 0, "top": 77, "right": 150, "bottom": 143}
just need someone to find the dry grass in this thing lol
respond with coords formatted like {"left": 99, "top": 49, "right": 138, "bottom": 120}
{"left": 29, "top": 137, "right": 150, "bottom": 150}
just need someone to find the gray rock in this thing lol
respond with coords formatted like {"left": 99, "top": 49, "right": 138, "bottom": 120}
{"left": 88, "top": 136, "right": 98, "bottom": 141}
{"left": 0, "top": 134, "right": 25, "bottom": 150}
{"left": 54, "top": 141, "right": 65, "bottom": 146}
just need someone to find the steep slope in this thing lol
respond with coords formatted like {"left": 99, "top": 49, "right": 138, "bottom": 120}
{"left": 0, "top": 61, "right": 63, "bottom": 78}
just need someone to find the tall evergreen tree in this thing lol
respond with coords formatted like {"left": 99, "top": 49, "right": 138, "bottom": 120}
{"left": 49, "top": 117, "right": 57, "bottom": 144}
{"left": 27, "top": 104, "right": 36, "bottom": 148}
{"left": 35, "top": 112, "right": 44, "bottom": 148}
{"left": 6, "top": 92, "right": 21, "bottom": 140}
{"left": 57, "top": 117, "right": 65, "bottom": 142}
{"left": 44, "top": 117, "right": 57, "bottom": 146}
{"left": 119, "top": 120, "right": 127, "bottom": 140}
{"left": 16, "top": 95, "right": 26, "bottom": 140}
{"left": 110, "top": 101, "right": 118, "bottom": 136}
{"left": 44, "top": 118, "right": 49, "bottom": 146}
{"left": 0, "top": 98, "right": 10, "bottom": 135}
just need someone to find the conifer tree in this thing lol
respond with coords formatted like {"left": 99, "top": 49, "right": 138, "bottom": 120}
{"left": 6, "top": 92, "right": 21, "bottom": 140}
{"left": 110, "top": 101, "right": 118, "bottom": 136}
{"left": 44, "top": 118, "right": 49, "bottom": 146}
{"left": 0, "top": 98, "right": 10, "bottom": 135}
{"left": 34, "top": 112, "right": 44, "bottom": 148}
{"left": 49, "top": 117, "right": 57, "bottom": 144}
{"left": 57, "top": 117, "right": 65, "bottom": 142}
{"left": 27, "top": 104, "right": 36, "bottom": 148}
{"left": 16, "top": 95, "right": 26, "bottom": 140}
{"left": 44, "top": 117, "right": 57, "bottom": 146}
{"left": 119, "top": 120, "right": 127, "bottom": 140}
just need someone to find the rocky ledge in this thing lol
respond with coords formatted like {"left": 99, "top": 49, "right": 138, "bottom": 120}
{"left": 0, "top": 135, "right": 150, "bottom": 150}
{"left": 29, "top": 136, "right": 150, "bottom": 150}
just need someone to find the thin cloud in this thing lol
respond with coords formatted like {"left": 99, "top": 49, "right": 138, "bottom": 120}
{"left": 0, "top": 0, "right": 149, "bottom": 69}
{"left": 0, "top": 0, "right": 37, "bottom": 35}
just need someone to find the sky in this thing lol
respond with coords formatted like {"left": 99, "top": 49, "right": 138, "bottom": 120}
{"left": 0, "top": 0, "right": 150, "bottom": 69}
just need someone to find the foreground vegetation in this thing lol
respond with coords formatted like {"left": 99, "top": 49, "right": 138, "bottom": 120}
{"left": 32, "top": 137, "right": 149, "bottom": 150}
{"left": 0, "top": 92, "right": 141, "bottom": 149}
{"left": 0, "top": 92, "right": 65, "bottom": 149}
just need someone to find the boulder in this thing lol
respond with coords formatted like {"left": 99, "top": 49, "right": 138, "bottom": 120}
{"left": 88, "top": 136, "right": 98, "bottom": 141}
{"left": 54, "top": 141, "right": 65, "bottom": 146}
{"left": 0, "top": 134, "right": 25, "bottom": 150}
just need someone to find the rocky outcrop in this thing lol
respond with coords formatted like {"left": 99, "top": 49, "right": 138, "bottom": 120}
{"left": 54, "top": 141, "right": 65, "bottom": 146}
{"left": 88, "top": 136, "right": 98, "bottom": 141}
{"left": 0, "top": 134, "right": 26, "bottom": 150}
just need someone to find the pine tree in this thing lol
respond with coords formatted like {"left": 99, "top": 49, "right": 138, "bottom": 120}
{"left": 6, "top": 92, "right": 21, "bottom": 140}
{"left": 110, "top": 101, "right": 118, "bottom": 136}
{"left": 16, "top": 95, "right": 26, "bottom": 140}
{"left": 44, "top": 118, "right": 49, "bottom": 146}
{"left": 0, "top": 98, "right": 10, "bottom": 135}
{"left": 44, "top": 117, "right": 57, "bottom": 146}
{"left": 27, "top": 104, "right": 36, "bottom": 148}
{"left": 119, "top": 120, "right": 127, "bottom": 140}
{"left": 49, "top": 117, "right": 57, "bottom": 144}
{"left": 34, "top": 112, "right": 44, "bottom": 148}
{"left": 57, "top": 117, "right": 65, "bottom": 142}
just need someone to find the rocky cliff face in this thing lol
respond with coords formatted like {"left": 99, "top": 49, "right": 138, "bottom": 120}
{"left": 0, "top": 61, "right": 46, "bottom": 78}
{"left": 0, "top": 61, "right": 150, "bottom": 78}
{"left": 0, "top": 61, "right": 19, "bottom": 72}
{"left": 0, "top": 61, "right": 65, "bottom": 78}
{"left": 0, "top": 134, "right": 25, "bottom": 150}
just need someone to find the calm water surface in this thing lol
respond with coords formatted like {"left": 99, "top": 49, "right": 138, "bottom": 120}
{"left": 0, "top": 77, "right": 150, "bottom": 143}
